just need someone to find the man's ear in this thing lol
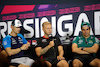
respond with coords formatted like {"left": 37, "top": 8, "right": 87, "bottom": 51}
{"left": 11, "top": 25, "right": 13, "bottom": 28}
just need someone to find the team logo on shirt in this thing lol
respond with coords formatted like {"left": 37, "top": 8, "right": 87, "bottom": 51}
{"left": 89, "top": 40, "right": 93, "bottom": 44}
{"left": 78, "top": 40, "right": 83, "bottom": 44}
{"left": 11, "top": 38, "right": 16, "bottom": 43}
{"left": 11, "top": 38, "right": 17, "bottom": 44}
{"left": 42, "top": 39, "right": 47, "bottom": 42}
{"left": 3, "top": 41, "right": 7, "bottom": 45}
{"left": 18, "top": 37, "right": 23, "bottom": 43}
{"left": 95, "top": 37, "right": 99, "bottom": 43}
{"left": 32, "top": 40, "right": 37, "bottom": 46}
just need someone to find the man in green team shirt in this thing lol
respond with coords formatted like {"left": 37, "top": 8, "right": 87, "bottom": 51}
{"left": 72, "top": 22, "right": 100, "bottom": 67}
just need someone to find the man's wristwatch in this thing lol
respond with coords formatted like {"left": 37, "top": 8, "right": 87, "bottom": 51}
{"left": 81, "top": 47, "right": 84, "bottom": 50}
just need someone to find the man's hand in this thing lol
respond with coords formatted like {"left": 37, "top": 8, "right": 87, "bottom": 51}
{"left": 48, "top": 40, "right": 55, "bottom": 48}
{"left": 79, "top": 47, "right": 82, "bottom": 50}
{"left": 57, "top": 56, "right": 65, "bottom": 61}
{"left": 20, "top": 44, "right": 29, "bottom": 50}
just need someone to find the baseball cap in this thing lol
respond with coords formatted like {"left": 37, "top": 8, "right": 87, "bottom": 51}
{"left": 81, "top": 22, "right": 90, "bottom": 29}
{"left": 11, "top": 19, "right": 22, "bottom": 27}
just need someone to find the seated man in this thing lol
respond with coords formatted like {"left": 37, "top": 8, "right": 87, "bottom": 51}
{"left": 2, "top": 19, "right": 35, "bottom": 67}
{"left": 72, "top": 22, "right": 100, "bottom": 67}
{"left": 35, "top": 21, "right": 69, "bottom": 67}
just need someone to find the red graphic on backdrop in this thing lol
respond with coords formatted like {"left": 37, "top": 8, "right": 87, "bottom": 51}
{"left": 1, "top": 5, "right": 35, "bottom": 15}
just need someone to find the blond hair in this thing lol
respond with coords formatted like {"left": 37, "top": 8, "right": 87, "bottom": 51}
{"left": 42, "top": 21, "right": 51, "bottom": 28}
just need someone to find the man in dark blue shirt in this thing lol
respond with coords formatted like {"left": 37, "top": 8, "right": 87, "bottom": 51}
{"left": 2, "top": 19, "right": 34, "bottom": 67}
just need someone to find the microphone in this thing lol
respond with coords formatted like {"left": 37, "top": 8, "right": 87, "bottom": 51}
{"left": 49, "top": 34, "right": 54, "bottom": 41}
{"left": 63, "top": 34, "right": 71, "bottom": 44}
{"left": 49, "top": 34, "right": 52, "bottom": 37}
{"left": 66, "top": 34, "right": 70, "bottom": 39}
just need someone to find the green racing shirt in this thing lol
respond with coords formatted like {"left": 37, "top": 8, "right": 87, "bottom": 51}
{"left": 72, "top": 35, "right": 99, "bottom": 56}
{"left": 72, "top": 35, "right": 99, "bottom": 48}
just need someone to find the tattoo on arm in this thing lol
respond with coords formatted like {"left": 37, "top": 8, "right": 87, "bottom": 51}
{"left": 40, "top": 46, "right": 50, "bottom": 55}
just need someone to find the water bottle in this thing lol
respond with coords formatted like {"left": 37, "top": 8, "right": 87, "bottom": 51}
{"left": 63, "top": 34, "right": 71, "bottom": 44}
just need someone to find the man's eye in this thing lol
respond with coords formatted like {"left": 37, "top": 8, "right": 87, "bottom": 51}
{"left": 82, "top": 29, "right": 85, "bottom": 31}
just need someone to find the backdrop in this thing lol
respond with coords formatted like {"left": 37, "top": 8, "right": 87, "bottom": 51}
{"left": 0, "top": 3, "right": 100, "bottom": 44}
